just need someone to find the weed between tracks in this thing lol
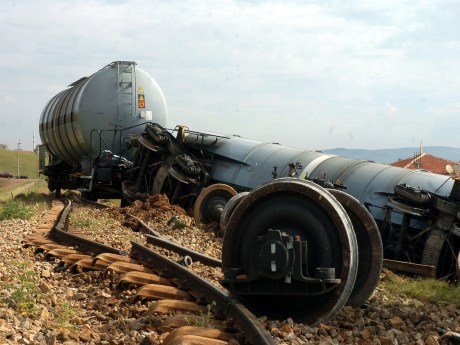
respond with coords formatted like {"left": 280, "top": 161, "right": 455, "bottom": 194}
{"left": 70, "top": 209, "right": 117, "bottom": 233}
{"left": 185, "top": 300, "right": 216, "bottom": 328}
{"left": 54, "top": 301, "right": 80, "bottom": 331}
{"left": 0, "top": 261, "right": 41, "bottom": 317}
{"left": 0, "top": 260, "right": 80, "bottom": 331}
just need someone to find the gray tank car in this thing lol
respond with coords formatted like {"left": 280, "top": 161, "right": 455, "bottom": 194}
{"left": 198, "top": 135, "right": 458, "bottom": 278}
{"left": 124, "top": 123, "right": 459, "bottom": 280}
{"left": 39, "top": 62, "right": 459, "bottom": 324}
{"left": 39, "top": 61, "right": 167, "bottom": 198}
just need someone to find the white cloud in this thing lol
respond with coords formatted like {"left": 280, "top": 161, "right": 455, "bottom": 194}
{"left": 385, "top": 102, "right": 398, "bottom": 113}
{"left": 1, "top": 0, "right": 460, "bottom": 150}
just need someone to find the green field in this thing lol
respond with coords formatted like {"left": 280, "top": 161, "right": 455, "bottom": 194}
{"left": 0, "top": 149, "right": 39, "bottom": 178}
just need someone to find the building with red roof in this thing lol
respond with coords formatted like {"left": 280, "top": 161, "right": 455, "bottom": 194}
{"left": 390, "top": 150, "right": 460, "bottom": 175}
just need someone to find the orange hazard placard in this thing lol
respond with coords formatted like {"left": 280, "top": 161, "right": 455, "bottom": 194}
{"left": 138, "top": 94, "right": 145, "bottom": 108}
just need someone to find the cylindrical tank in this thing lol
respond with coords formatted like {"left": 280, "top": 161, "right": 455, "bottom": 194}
{"left": 39, "top": 61, "right": 167, "bottom": 168}
{"left": 190, "top": 134, "right": 454, "bottom": 224}
{"left": 306, "top": 156, "right": 453, "bottom": 225}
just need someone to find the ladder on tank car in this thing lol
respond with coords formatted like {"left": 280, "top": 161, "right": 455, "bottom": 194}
{"left": 117, "top": 61, "right": 136, "bottom": 121}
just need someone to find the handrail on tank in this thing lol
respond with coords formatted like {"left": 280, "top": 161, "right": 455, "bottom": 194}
{"left": 88, "top": 122, "right": 155, "bottom": 171}
{"left": 87, "top": 122, "right": 232, "bottom": 173}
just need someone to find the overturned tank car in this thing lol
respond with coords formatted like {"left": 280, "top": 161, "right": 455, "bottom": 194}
{"left": 39, "top": 62, "right": 459, "bottom": 324}
{"left": 124, "top": 122, "right": 459, "bottom": 280}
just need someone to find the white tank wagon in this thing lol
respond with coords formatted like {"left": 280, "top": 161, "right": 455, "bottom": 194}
{"left": 39, "top": 61, "right": 167, "bottom": 198}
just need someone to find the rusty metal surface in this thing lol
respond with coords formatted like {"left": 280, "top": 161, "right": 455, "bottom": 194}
{"left": 44, "top": 248, "right": 83, "bottom": 260}
{"left": 117, "top": 271, "right": 173, "bottom": 287}
{"left": 163, "top": 326, "right": 235, "bottom": 344}
{"left": 136, "top": 284, "right": 191, "bottom": 300}
{"left": 147, "top": 300, "right": 206, "bottom": 314}
{"left": 130, "top": 241, "right": 275, "bottom": 345}
{"left": 105, "top": 261, "right": 154, "bottom": 275}
{"left": 71, "top": 258, "right": 110, "bottom": 271}
{"left": 93, "top": 253, "right": 138, "bottom": 264}
{"left": 193, "top": 183, "right": 237, "bottom": 225}
{"left": 383, "top": 259, "right": 437, "bottom": 277}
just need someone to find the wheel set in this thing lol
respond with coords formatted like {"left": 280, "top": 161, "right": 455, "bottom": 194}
{"left": 217, "top": 178, "right": 383, "bottom": 325}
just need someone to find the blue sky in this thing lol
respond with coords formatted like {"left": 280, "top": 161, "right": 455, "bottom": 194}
{"left": 1, "top": 0, "right": 459, "bottom": 151}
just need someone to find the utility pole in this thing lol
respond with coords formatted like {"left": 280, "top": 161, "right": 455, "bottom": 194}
{"left": 16, "top": 138, "right": 22, "bottom": 177}
{"left": 33, "top": 132, "right": 38, "bottom": 178}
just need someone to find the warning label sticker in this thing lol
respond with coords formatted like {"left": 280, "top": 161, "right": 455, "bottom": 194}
{"left": 138, "top": 94, "right": 145, "bottom": 108}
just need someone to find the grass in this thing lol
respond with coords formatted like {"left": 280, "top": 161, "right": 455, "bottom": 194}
{"left": 54, "top": 300, "right": 80, "bottom": 331}
{"left": 1, "top": 261, "right": 41, "bottom": 317}
{"left": 380, "top": 269, "right": 460, "bottom": 306}
{"left": 70, "top": 214, "right": 98, "bottom": 229}
{"left": 0, "top": 149, "right": 39, "bottom": 178}
{"left": 0, "top": 199, "right": 34, "bottom": 220}
{"left": 185, "top": 301, "right": 216, "bottom": 328}
{"left": 0, "top": 179, "right": 50, "bottom": 219}
{"left": 70, "top": 210, "right": 101, "bottom": 232}
{"left": 0, "top": 261, "right": 79, "bottom": 330}
{"left": 70, "top": 208, "right": 116, "bottom": 233}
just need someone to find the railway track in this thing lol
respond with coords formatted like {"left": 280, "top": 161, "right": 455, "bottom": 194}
{"left": 24, "top": 198, "right": 275, "bottom": 345}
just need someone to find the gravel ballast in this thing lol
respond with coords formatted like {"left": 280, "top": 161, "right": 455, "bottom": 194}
{"left": 0, "top": 195, "right": 459, "bottom": 344}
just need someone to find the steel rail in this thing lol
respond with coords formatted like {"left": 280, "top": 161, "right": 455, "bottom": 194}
{"left": 51, "top": 198, "right": 275, "bottom": 345}
{"left": 74, "top": 197, "right": 222, "bottom": 266}
{"left": 383, "top": 259, "right": 436, "bottom": 277}
{"left": 130, "top": 241, "right": 275, "bottom": 345}
{"left": 145, "top": 234, "right": 222, "bottom": 268}
{"left": 51, "top": 199, "right": 125, "bottom": 255}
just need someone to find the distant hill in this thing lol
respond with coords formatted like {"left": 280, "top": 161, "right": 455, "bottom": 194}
{"left": 0, "top": 149, "right": 39, "bottom": 178}
{"left": 323, "top": 146, "right": 460, "bottom": 164}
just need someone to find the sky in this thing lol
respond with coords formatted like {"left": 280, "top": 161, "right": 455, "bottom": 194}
{"left": 1, "top": 0, "right": 459, "bottom": 152}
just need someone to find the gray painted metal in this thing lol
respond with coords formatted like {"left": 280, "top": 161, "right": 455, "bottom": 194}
{"left": 39, "top": 61, "right": 167, "bottom": 168}
{"left": 196, "top": 134, "right": 454, "bottom": 224}
{"left": 309, "top": 156, "right": 452, "bottom": 223}
{"left": 203, "top": 136, "right": 326, "bottom": 188}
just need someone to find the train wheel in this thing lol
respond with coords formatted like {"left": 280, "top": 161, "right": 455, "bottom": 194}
{"left": 219, "top": 192, "right": 249, "bottom": 234}
{"left": 222, "top": 178, "right": 358, "bottom": 325}
{"left": 329, "top": 190, "right": 383, "bottom": 307}
{"left": 193, "top": 184, "right": 237, "bottom": 226}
